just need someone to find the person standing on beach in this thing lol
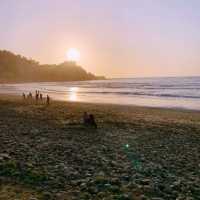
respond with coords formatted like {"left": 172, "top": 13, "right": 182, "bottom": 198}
{"left": 29, "top": 92, "right": 33, "bottom": 99}
{"left": 35, "top": 90, "right": 39, "bottom": 103}
{"left": 40, "top": 93, "right": 43, "bottom": 101}
{"left": 27, "top": 92, "right": 33, "bottom": 103}
{"left": 46, "top": 95, "right": 50, "bottom": 105}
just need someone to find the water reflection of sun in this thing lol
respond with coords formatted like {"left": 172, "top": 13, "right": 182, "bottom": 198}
{"left": 68, "top": 87, "right": 78, "bottom": 101}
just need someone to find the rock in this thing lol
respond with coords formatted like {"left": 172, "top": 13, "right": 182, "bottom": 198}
{"left": 80, "top": 182, "right": 87, "bottom": 190}
{"left": 0, "top": 153, "right": 11, "bottom": 160}
{"left": 176, "top": 194, "right": 185, "bottom": 200}
{"left": 140, "top": 179, "right": 151, "bottom": 185}
{"left": 30, "top": 128, "right": 40, "bottom": 134}
{"left": 110, "top": 178, "right": 121, "bottom": 185}
{"left": 55, "top": 191, "right": 70, "bottom": 200}
{"left": 157, "top": 183, "right": 165, "bottom": 192}
{"left": 118, "top": 194, "right": 132, "bottom": 200}
{"left": 42, "top": 192, "right": 53, "bottom": 200}
{"left": 97, "top": 171, "right": 105, "bottom": 176}
{"left": 109, "top": 185, "right": 120, "bottom": 193}
{"left": 170, "top": 180, "right": 182, "bottom": 190}
{"left": 97, "top": 191, "right": 106, "bottom": 198}
{"left": 29, "top": 197, "right": 38, "bottom": 200}
{"left": 186, "top": 197, "right": 194, "bottom": 200}
{"left": 139, "top": 194, "right": 149, "bottom": 200}
{"left": 143, "top": 185, "right": 153, "bottom": 193}
{"left": 79, "top": 192, "right": 91, "bottom": 199}
{"left": 87, "top": 186, "right": 98, "bottom": 194}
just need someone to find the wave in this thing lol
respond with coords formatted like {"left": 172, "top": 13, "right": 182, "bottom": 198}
{"left": 76, "top": 91, "right": 200, "bottom": 99}
{"left": 39, "top": 88, "right": 200, "bottom": 100}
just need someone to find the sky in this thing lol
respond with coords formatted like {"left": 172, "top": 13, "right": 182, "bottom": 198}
{"left": 0, "top": 0, "right": 200, "bottom": 78}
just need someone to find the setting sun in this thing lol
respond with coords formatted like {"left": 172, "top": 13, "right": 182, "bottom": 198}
{"left": 66, "top": 48, "right": 80, "bottom": 62}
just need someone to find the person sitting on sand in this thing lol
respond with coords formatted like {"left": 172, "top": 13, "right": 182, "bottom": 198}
{"left": 83, "top": 112, "right": 90, "bottom": 125}
{"left": 88, "top": 114, "right": 97, "bottom": 128}
{"left": 46, "top": 95, "right": 50, "bottom": 105}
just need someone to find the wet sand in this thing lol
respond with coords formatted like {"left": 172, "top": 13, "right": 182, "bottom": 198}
{"left": 0, "top": 95, "right": 200, "bottom": 200}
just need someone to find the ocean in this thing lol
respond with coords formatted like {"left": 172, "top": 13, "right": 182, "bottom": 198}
{"left": 0, "top": 77, "right": 200, "bottom": 110}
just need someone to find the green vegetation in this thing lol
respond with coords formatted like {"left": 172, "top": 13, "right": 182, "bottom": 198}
{"left": 0, "top": 50, "right": 105, "bottom": 82}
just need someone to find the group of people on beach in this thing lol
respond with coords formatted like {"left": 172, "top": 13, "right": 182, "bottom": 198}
{"left": 22, "top": 90, "right": 50, "bottom": 105}
{"left": 22, "top": 91, "right": 98, "bottom": 128}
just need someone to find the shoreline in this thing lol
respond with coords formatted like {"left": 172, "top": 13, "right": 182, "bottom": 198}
{"left": 1, "top": 92, "right": 200, "bottom": 114}
{"left": 0, "top": 78, "right": 200, "bottom": 111}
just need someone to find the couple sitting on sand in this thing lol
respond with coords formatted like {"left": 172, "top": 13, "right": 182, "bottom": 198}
{"left": 83, "top": 112, "right": 97, "bottom": 128}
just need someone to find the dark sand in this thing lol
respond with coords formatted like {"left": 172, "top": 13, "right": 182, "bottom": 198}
{"left": 0, "top": 95, "right": 200, "bottom": 200}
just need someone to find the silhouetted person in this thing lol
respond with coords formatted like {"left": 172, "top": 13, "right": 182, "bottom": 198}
{"left": 28, "top": 92, "right": 33, "bottom": 99}
{"left": 46, "top": 95, "right": 50, "bottom": 105}
{"left": 83, "top": 112, "right": 89, "bottom": 125}
{"left": 88, "top": 114, "right": 97, "bottom": 128}
{"left": 36, "top": 93, "right": 39, "bottom": 103}
{"left": 40, "top": 93, "right": 43, "bottom": 101}
{"left": 35, "top": 90, "right": 39, "bottom": 102}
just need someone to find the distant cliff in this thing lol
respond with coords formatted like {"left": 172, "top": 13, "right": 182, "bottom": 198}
{"left": 0, "top": 50, "right": 105, "bottom": 82}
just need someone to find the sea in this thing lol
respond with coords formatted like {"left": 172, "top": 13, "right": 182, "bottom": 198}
{"left": 0, "top": 77, "right": 200, "bottom": 110}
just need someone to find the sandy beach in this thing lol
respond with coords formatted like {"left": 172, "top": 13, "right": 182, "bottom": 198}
{"left": 0, "top": 95, "right": 200, "bottom": 200}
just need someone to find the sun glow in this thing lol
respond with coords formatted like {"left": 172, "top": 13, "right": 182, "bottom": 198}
{"left": 66, "top": 48, "right": 80, "bottom": 62}
{"left": 68, "top": 87, "right": 78, "bottom": 101}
